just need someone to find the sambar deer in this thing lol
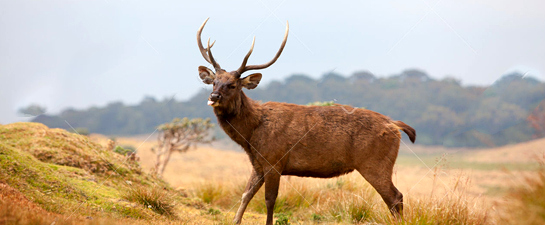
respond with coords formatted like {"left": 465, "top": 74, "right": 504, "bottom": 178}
{"left": 196, "top": 18, "right": 416, "bottom": 225}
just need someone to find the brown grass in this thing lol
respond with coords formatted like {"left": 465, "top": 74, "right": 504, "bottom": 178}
{"left": 89, "top": 133, "right": 545, "bottom": 224}
{"left": 186, "top": 172, "right": 489, "bottom": 224}
{"left": 502, "top": 154, "right": 545, "bottom": 224}
{"left": 123, "top": 186, "right": 176, "bottom": 217}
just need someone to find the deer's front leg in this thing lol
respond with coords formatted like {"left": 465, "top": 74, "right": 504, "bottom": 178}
{"left": 264, "top": 169, "right": 281, "bottom": 225}
{"left": 233, "top": 169, "right": 264, "bottom": 224}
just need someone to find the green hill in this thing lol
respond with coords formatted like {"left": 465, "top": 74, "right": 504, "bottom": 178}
{"left": 0, "top": 122, "right": 214, "bottom": 224}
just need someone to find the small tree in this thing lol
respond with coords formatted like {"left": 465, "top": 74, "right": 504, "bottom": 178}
{"left": 18, "top": 104, "right": 46, "bottom": 117}
{"left": 152, "top": 118, "right": 214, "bottom": 176}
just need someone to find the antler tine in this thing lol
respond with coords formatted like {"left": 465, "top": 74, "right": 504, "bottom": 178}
{"left": 239, "top": 21, "right": 289, "bottom": 74}
{"left": 197, "top": 18, "right": 212, "bottom": 64}
{"left": 197, "top": 18, "right": 219, "bottom": 69}
{"left": 235, "top": 36, "right": 256, "bottom": 77}
{"left": 207, "top": 38, "right": 221, "bottom": 71}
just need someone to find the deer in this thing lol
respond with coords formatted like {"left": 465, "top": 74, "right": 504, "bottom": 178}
{"left": 196, "top": 18, "right": 416, "bottom": 225}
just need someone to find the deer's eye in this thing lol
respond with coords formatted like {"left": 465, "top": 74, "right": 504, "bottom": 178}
{"left": 229, "top": 85, "right": 236, "bottom": 89}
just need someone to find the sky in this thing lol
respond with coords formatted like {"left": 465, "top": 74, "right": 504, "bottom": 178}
{"left": 1, "top": 0, "right": 544, "bottom": 123}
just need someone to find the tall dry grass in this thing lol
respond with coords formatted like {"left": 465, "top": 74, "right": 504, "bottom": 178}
{"left": 190, "top": 171, "right": 489, "bottom": 224}
{"left": 123, "top": 186, "right": 176, "bottom": 217}
{"left": 502, "top": 154, "right": 545, "bottom": 224}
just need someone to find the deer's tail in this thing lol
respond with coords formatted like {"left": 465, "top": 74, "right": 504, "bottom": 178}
{"left": 393, "top": 121, "right": 416, "bottom": 143}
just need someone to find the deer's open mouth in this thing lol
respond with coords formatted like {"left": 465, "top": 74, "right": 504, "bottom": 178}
{"left": 207, "top": 99, "right": 219, "bottom": 107}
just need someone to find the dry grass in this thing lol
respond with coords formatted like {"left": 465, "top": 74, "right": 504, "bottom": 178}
{"left": 123, "top": 186, "right": 176, "bottom": 217}
{"left": 502, "top": 154, "right": 545, "bottom": 224}
{"left": 187, "top": 172, "right": 489, "bottom": 224}
{"left": 79, "top": 131, "right": 545, "bottom": 224}
{"left": 193, "top": 182, "right": 228, "bottom": 205}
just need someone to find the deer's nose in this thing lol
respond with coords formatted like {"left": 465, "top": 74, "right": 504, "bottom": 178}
{"left": 210, "top": 93, "right": 221, "bottom": 101}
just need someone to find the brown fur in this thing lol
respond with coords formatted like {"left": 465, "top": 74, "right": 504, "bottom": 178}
{"left": 200, "top": 69, "right": 416, "bottom": 225}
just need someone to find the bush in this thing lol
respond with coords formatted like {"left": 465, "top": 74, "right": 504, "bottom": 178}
{"left": 274, "top": 213, "right": 291, "bottom": 225}
{"left": 114, "top": 145, "right": 136, "bottom": 156}
{"left": 206, "top": 208, "right": 221, "bottom": 215}
{"left": 311, "top": 213, "right": 324, "bottom": 222}
{"left": 306, "top": 101, "right": 335, "bottom": 106}
{"left": 194, "top": 182, "right": 227, "bottom": 205}
{"left": 123, "top": 186, "right": 176, "bottom": 216}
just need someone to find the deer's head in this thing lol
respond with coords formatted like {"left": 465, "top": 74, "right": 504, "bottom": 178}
{"left": 197, "top": 18, "right": 288, "bottom": 108}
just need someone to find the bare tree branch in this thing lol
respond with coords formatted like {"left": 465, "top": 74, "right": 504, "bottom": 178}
{"left": 153, "top": 118, "right": 215, "bottom": 176}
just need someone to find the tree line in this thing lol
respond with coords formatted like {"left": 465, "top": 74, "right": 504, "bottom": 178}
{"left": 31, "top": 69, "right": 545, "bottom": 147}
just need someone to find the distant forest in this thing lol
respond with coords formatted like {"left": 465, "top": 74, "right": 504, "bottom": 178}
{"left": 33, "top": 69, "right": 545, "bottom": 148}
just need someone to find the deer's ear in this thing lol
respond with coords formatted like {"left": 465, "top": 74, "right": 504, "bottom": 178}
{"left": 241, "top": 73, "right": 262, "bottom": 89}
{"left": 198, "top": 66, "right": 215, "bottom": 84}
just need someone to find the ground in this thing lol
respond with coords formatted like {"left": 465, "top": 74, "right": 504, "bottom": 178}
{"left": 1, "top": 122, "right": 544, "bottom": 224}
{"left": 105, "top": 131, "right": 545, "bottom": 224}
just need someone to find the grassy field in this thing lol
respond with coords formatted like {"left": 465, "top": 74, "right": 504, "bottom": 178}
{"left": 1, "top": 122, "right": 544, "bottom": 224}
{"left": 106, "top": 131, "right": 545, "bottom": 224}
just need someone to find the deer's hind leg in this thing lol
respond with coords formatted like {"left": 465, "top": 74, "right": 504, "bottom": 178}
{"left": 356, "top": 164, "right": 403, "bottom": 217}
{"left": 355, "top": 140, "right": 403, "bottom": 217}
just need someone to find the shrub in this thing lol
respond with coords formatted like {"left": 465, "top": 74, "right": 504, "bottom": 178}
{"left": 311, "top": 213, "right": 324, "bottom": 222}
{"left": 123, "top": 186, "right": 176, "bottom": 216}
{"left": 306, "top": 101, "right": 336, "bottom": 106}
{"left": 274, "top": 213, "right": 291, "bottom": 225}
{"left": 207, "top": 208, "right": 221, "bottom": 215}
{"left": 194, "top": 182, "right": 227, "bottom": 205}
{"left": 114, "top": 145, "right": 136, "bottom": 156}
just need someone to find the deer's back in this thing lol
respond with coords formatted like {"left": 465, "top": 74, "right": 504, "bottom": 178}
{"left": 250, "top": 102, "right": 402, "bottom": 178}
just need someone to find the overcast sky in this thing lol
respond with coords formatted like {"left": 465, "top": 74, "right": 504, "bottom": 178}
{"left": 1, "top": 0, "right": 544, "bottom": 123}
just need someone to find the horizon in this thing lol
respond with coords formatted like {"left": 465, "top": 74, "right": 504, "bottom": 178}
{"left": 19, "top": 68, "right": 540, "bottom": 117}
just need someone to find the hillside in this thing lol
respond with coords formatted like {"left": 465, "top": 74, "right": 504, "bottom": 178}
{"left": 31, "top": 70, "right": 545, "bottom": 148}
{"left": 0, "top": 122, "right": 239, "bottom": 224}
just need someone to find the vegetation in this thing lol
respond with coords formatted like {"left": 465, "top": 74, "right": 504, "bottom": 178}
{"left": 527, "top": 101, "right": 545, "bottom": 138}
{"left": 152, "top": 118, "right": 214, "bottom": 176}
{"left": 113, "top": 145, "right": 136, "bottom": 156}
{"left": 0, "top": 122, "right": 216, "bottom": 224}
{"left": 17, "top": 104, "right": 46, "bottom": 117}
{"left": 189, "top": 172, "right": 489, "bottom": 224}
{"left": 306, "top": 101, "right": 336, "bottom": 106}
{"left": 1, "top": 122, "right": 543, "bottom": 224}
{"left": 503, "top": 155, "right": 545, "bottom": 224}
{"left": 122, "top": 186, "right": 176, "bottom": 216}
{"left": 32, "top": 70, "right": 545, "bottom": 147}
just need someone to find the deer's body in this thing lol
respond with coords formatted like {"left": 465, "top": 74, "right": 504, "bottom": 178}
{"left": 218, "top": 93, "right": 404, "bottom": 178}
{"left": 195, "top": 18, "right": 415, "bottom": 225}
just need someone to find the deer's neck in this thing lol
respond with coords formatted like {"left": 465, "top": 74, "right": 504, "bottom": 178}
{"left": 214, "top": 91, "right": 261, "bottom": 149}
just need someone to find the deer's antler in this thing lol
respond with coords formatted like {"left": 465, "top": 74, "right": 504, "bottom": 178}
{"left": 236, "top": 21, "right": 289, "bottom": 77}
{"left": 197, "top": 18, "right": 221, "bottom": 71}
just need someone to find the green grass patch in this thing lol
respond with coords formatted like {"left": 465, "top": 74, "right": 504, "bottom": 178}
{"left": 0, "top": 122, "right": 179, "bottom": 221}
